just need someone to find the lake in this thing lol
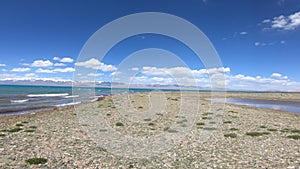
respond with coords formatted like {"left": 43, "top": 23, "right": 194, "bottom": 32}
{"left": 209, "top": 98, "right": 300, "bottom": 114}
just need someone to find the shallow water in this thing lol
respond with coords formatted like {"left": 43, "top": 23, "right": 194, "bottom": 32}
{"left": 210, "top": 98, "right": 300, "bottom": 114}
{"left": 0, "top": 85, "right": 188, "bottom": 116}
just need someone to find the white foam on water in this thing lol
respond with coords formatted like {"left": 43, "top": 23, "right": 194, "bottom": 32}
{"left": 10, "top": 99, "right": 29, "bottom": 103}
{"left": 27, "top": 93, "right": 69, "bottom": 97}
{"left": 55, "top": 102, "right": 81, "bottom": 107}
{"left": 64, "top": 95, "right": 79, "bottom": 98}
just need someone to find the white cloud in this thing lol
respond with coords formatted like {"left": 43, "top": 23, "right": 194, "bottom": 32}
{"left": 262, "top": 19, "right": 271, "bottom": 23}
{"left": 0, "top": 63, "right": 6, "bottom": 67}
{"left": 0, "top": 73, "right": 19, "bottom": 79}
{"left": 25, "top": 73, "right": 37, "bottom": 78}
{"left": 0, "top": 75, "right": 72, "bottom": 82}
{"left": 53, "top": 57, "right": 74, "bottom": 63}
{"left": 240, "top": 32, "right": 248, "bottom": 35}
{"left": 11, "top": 67, "right": 31, "bottom": 72}
{"left": 271, "top": 73, "right": 288, "bottom": 79}
{"left": 130, "top": 76, "right": 148, "bottom": 82}
{"left": 140, "top": 66, "right": 229, "bottom": 79}
{"left": 31, "top": 60, "right": 53, "bottom": 67}
{"left": 127, "top": 66, "right": 299, "bottom": 90}
{"left": 129, "top": 67, "right": 139, "bottom": 71}
{"left": 1, "top": 68, "right": 7, "bottom": 72}
{"left": 21, "top": 63, "right": 30, "bottom": 66}
{"left": 207, "top": 67, "right": 230, "bottom": 74}
{"left": 254, "top": 41, "right": 283, "bottom": 46}
{"left": 126, "top": 66, "right": 228, "bottom": 87}
{"left": 262, "top": 11, "right": 300, "bottom": 30}
{"left": 255, "top": 42, "right": 269, "bottom": 46}
{"left": 110, "top": 71, "right": 122, "bottom": 76}
{"left": 36, "top": 68, "right": 54, "bottom": 73}
{"left": 142, "top": 67, "right": 194, "bottom": 77}
{"left": 271, "top": 73, "right": 282, "bottom": 78}
{"left": 53, "top": 67, "right": 75, "bottom": 73}
{"left": 75, "top": 58, "right": 117, "bottom": 72}
{"left": 53, "top": 57, "right": 60, "bottom": 61}
{"left": 36, "top": 67, "right": 75, "bottom": 73}
{"left": 60, "top": 57, "right": 74, "bottom": 63}
{"left": 225, "top": 71, "right": 299, "bottom": 91}
{"left": 130, "top": 76, "right": 175, "bottom": 85}
{"left": 272, "top": 15, "right": 288, "bottom": 29}
{"left": 54, "top": 63, "right": 66, "bottom": 67}
{"left": 87, "top": 73, "right": 104, "bottom": 77}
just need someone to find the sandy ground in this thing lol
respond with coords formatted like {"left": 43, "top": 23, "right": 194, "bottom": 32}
{"left": 0, "top": 92, "right": 299, "bottom": 169}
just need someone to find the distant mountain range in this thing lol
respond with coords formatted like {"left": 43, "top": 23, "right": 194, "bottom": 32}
{"left": 1, "top": 79, "right": 298, "bottom": 92}
{"left": 0, "top": 79, "right": 73, "bottom": 86}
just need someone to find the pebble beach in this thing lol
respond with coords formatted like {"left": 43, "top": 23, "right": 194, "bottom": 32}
{"left": 0, "top": 92, "right": 299, "bottom": 168}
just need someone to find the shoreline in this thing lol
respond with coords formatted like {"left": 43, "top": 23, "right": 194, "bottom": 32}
{"left": 1, "top": 91, "right": 300, "bottom": 119}
{"left": 0, "top": 92, "right": 299, "bottom": 168}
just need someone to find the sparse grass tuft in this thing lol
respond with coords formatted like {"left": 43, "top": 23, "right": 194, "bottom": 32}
{"left": 24, "top": 130, "right": 35, "bottom": 132}
{"left": 144, "top": 118, "right": 151, "bottom": 122}
{"left": 196, "top": 122, "right": 205, "bottom": 126}
{"left": 202, "top": 112, "right": 213, "bottom": 116}
{"left": 25, "top": 158, "right": 47, "bottom": 165}
{"left": 163, "top": 127, "right": 178, "bottom": 133}
{"left": 0, "top": 134, "right": 5, "bottom": 137}
{"left": 228, "top": 110, "right": 238, "bottom": 113}
{"left": 280, "top": 128, "right": 290, "bottom": 132}
{"left": 0, "top": 129, "right": 9, "bottom": 132}
{"left": 224, "top": 133, "right": 237, "bottom": 138}
{"left": 138, "top": 106, "right": 143, "bottom": 109}
{"left": 163, "top": 127, "right": 170, "bottom": 131}
{"left": 203, "top": 127, "right": 216, "bottom": 130}
{"left": 230, "top": 128, "right": 239, "bottom": 131}
{"left": 176, "top": 119, "right": 188, "bottom": 124}
{"left": 8, "top": 128, "right": 23, "bottom": 132}
{"left": 260, "top": 125, "right": 267, "bottom": 128}
{"left": 279, "top": 128, "right": 300, "bottom": 133}
{"left": 115, "top": 122, "right": 124, "bottom": 127}
{"left": 96, "top": 146, "right": 107, "bottom": 152}
{"left": 267, "top": 128, "right": 278, "bottom": 132}
{"left": 246, "top": 132, "right": 270, "bottom": 137}
{"left": 287, "top": 135, "right": 300, "bottom": 140}
{"left": 148, "top": 122, "right": 155, "bottom": 126}
{"left": 224, "top": 121, "right": 232, "bottom": 124}
{"left": 202, "top": 117, "right": 212, "bottom": 120}
{"left": 291, "top": 129, "right": 300, "bottom": 133}
{"left": 22, "top": 121, "right": 29, "bottom": 124}
{"left": 29, "top": 126, "right": 37, "bottom": 129}
{"left": 15, "top": 123, "right": 24, "bottom": 127}
{"left": 167, "top": 129, "right": 178, "bottom": 133}
{"left": 181, "top": 124, "right": 187, "bottom": 127}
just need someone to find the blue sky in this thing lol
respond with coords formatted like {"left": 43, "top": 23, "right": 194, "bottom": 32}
{"left": 0, "top": 0, "right": 300, "bottom": 90}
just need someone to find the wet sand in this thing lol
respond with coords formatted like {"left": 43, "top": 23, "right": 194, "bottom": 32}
{"left": 0, "top": 92, "right": 299, "bottom": 168}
